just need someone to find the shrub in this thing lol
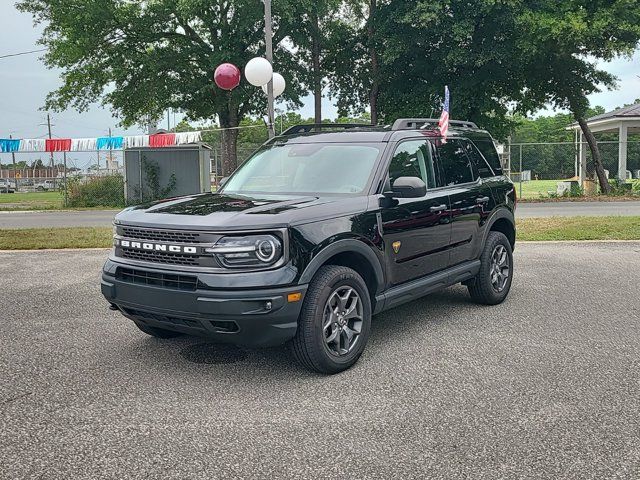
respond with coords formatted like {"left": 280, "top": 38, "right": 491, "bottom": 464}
{"left": 65, "top": 175, "right": 125, "bottom": 208}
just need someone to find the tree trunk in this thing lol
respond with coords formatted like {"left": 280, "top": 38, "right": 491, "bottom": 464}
{"left": 220, "top": 127, "right": 238, "bottom": 177}
{"left": 311, "top": 11, "right": 322, "bottom": 125}
{"left": 576, "top": 116, "right": 610, "bottom": 194}
{"left": 367, "top": 0, "right": 379, "bottom": 125}
{"left": 219, "top": 93, "right": 240, "bottom": 177}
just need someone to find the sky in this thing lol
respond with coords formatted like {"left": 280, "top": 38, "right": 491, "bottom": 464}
{"left": 0, "top": 2, "right": 638, "bottom": 142}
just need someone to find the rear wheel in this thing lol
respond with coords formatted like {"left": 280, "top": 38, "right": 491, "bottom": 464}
{"left": 468, "top": 231, "right": 513, "bottom": 305}
{"left": 291, "top": 265, "right": 371, "bottom": 374}
{"left": 133, "top": 320, "right": 183, "bottom": 339}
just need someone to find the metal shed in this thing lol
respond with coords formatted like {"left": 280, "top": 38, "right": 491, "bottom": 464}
{"left": 124, "top": 143, "right": 212, "bottom": 203}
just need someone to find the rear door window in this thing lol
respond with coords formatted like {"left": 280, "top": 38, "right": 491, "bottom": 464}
{"left": 461, "top": 140, "right": 494, "bottom": 178}
{"left": 433, "top": 139, "right": 475, "bottom": 186}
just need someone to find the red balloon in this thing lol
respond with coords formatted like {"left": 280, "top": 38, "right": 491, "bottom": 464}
{"left": 214, "top": 63, "right": 241, "bottom": 90}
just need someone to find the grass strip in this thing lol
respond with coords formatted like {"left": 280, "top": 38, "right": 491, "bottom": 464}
{"left": 0, "top": 216, "right": 639, "bottom": 250}
{"left": 516, "top": 216, "right": 640, "bottom": 241}
{"left": 0, "top": 227, "right": 112, "bottom": 250}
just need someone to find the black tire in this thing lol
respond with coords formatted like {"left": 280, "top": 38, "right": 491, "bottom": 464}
{"left": 468, "top": 231, "right": 513, "bottom": 305}
{"left": 291, "top": 265, "right": 372, "bottom": 374}
{"left": 133, "top": 320, "right": 183, "bottom": 339}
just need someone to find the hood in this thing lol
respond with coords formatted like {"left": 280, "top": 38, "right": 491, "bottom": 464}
{"left": 115, "top": 192, "right": 369, "bottom": 230}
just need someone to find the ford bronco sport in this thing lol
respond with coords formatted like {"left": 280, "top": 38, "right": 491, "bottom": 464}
{"left": 102, "top": 119, "right": 516, "bottom": 374}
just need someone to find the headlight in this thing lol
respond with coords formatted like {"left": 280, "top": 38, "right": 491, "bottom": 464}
{"left": 206, "top": 234, "right": 283, "bottom": 268}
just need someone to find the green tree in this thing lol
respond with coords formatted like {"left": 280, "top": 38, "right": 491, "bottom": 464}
{"left": 288, "top": 0, "right": 347, "bottom": 123}
{"left": 511, "top": 1, "right": 640, "bottom": 192}
{"left": 333, "top": 0, "right": 527, "bottom": 136}
{"left": 18, "top": 0, "right": 304, "bottom": 176}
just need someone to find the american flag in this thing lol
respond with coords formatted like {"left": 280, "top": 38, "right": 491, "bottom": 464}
{"left": 438, "top": 86, "right": 450, "bottom": 142}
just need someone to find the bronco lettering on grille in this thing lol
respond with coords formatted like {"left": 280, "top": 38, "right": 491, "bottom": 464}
{"left": 119, "top": 239, "right": 197, "bottom": 254}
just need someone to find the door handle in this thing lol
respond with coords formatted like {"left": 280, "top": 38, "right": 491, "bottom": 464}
{"left": 476, "top": 196, "right": 490, "bottom": 204}
{"left": 430, "top": 204, "right": 447, "bottom": 213}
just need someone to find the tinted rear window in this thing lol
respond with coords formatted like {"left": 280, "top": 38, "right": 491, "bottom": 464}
{"left": 474, "top": 139, "right": 502, "bottom": 175}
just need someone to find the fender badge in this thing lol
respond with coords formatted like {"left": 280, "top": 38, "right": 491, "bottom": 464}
{"left": 392, "top": 241, "right": 401, "bottom": 254}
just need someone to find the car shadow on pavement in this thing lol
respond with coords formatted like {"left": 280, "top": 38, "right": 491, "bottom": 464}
{"left": 122, "top": 285, "right": 484, "bottom": 378}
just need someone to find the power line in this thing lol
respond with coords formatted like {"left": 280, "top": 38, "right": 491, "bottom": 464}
{"left": 0, "top": 48, "right": 47, "bottom": 60}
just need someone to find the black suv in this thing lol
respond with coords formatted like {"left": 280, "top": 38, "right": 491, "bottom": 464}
{"left": 102, "top": 119, "right": 516, "bottom": 373}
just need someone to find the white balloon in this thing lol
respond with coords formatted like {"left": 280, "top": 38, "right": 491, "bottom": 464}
{"left": 245, "top": 57, "right": 273, "bottom": 86}
{"left": 262, "top": 72, "right": 286, "bottom": 97}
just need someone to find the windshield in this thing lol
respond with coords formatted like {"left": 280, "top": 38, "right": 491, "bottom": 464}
{"left": 222, "top": 143, "right": 382, "bottom": 195}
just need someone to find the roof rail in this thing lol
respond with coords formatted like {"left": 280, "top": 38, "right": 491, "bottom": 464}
{"left": 391, "top": 118, "right": 479, "bottom": 130}
{"left": 281, "top": 123, "right": 380, "bottom": 135}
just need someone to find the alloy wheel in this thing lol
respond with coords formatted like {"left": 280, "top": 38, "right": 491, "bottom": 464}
{"left": 322, "top": 287, "right": 363, "bottom": 356}
{"left": 490, "top": 244, "right": 510, "bottom": 292}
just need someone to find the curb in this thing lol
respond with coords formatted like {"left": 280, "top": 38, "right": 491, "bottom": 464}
{"left": 517, "top": 239, "right": 640, "bottom": 244}
{"left": 0, "top": 247, "right": 111, "bottom": 253}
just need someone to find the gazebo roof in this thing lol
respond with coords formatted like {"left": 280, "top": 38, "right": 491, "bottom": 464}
{"left": 586, "top": 102, "right": 640, "bottom": 122}
{"left": 567, "top": 102, "right": 640, "bottom": 132}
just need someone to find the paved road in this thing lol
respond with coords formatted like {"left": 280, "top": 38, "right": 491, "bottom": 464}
{"left": 1, "top": 201, "right": 640, "bottom": 228}
{"left": 516, "top": 200, "right": 640, "bottom": 218}
{"left": 1, "top": 243, "right": 639, "bottom": 479}
{"left": 0, "top": 210, "right": 118, "bottom": 228}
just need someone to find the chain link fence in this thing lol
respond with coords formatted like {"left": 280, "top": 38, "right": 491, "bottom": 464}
{"left": 3, "top": 139, "right": 639, "bottom": 209}
{"left": 507, "top": 140, "right": 640, "bottom": 199}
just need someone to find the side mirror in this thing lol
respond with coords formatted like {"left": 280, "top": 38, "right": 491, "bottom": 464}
{"left": 218, "top": 176, "right": 229, "bottom": 188}
{"left": 387, "top": 176, "right": 426, "bottom": 198}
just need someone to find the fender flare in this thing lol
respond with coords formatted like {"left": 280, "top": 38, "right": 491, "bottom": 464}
{"left": 298, "top": 238, "right": 385, "bottom": 295}
{"left": 482, "top": 208, "right": 516, "bottom": 247}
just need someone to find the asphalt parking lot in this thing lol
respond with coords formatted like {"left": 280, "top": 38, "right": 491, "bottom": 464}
{"left": 1, "top": 243, "right": 639, "bottom": 479}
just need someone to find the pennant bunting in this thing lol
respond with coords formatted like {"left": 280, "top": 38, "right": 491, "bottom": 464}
{"left": 97, "top": 136, "right": 124, "bottom": 150}
{"left": 175, "top": 131, "right": 202, "bottom": 144}
{"left": 0, "top": 139, "right": 20, "bottom": 152}
{"left": 124, "top": 135, "right": 150, "bottom": 149}
{"left": 149, "top": 133, "right": 176, "bottom": 148}
{"left": 71, "top": 138, "right": 97, "bottom": 151}
{"left": 45, "top": 138, "right": 72, "bottom": 152}
{"left": 19, "top": 139, "right": 46, "bottom": 152}
{"left": 1, "top": 131, "right": 205, "bottom": 152}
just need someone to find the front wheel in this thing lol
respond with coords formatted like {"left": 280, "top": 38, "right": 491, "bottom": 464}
{"left": 291, "top": 265, "right": 372, "bottom": 374}
{"left": 468, "top": 231, "right": 513, "bottom": 305}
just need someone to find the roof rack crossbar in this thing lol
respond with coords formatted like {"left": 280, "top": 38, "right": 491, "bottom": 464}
{"left": 391, "top": 118, "right": 478, "bottom": 130}
{"left": 281, "top": 123, "right": 379, "bottom": 135}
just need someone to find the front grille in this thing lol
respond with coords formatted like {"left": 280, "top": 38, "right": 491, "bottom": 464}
{"left": 122, "top": 307, "right": 205, "bottom": 330}
{"left": 115, "top": 226, "right": 222, "bottom": 268}
{"left": 121, "top": 249, "right": 200, "bottom": 266}
{"left": 120, "top": 226, "right": 201, "bottom": 243}
{"left": 116, "top": 267, "right": 198, "bottom": 291}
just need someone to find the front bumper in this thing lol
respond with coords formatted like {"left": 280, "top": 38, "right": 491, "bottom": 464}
{"left": 101, "top": 260, "right": 307, "bottom": 347}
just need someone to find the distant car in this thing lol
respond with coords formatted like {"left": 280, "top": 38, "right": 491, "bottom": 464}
{"left": 35, "top": 180, "right": 56, "bottom": 191}
{"left": 0, "top": 179, "right": 15, "bottom": 193}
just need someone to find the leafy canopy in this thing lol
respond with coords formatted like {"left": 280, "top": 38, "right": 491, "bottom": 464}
{"left": 17, "top": 0, "right": 305, "bottom": 127}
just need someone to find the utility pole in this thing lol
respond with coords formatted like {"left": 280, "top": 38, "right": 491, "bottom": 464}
{"left": 108, "top": 127, "right": 113, "bottom": 173}
{"left": 63, "top": 151, "right": 68, "bottom": 207}
{"left": 10, "top": 134, "right": 17, "bottom": 192}
{"left": 264, "top": 0, "right": 275, "bottom": 139}
{"left": 167, "top": 109, "right": 171, "bottom": 131}
{"left": 46, "top": 113, "right": 54, "bottom": 168}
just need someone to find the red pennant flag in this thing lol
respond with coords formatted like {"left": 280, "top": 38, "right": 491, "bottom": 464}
{"left": 149, "top": 133, "right": 176, "bottom": 148}
{"left": 45, "top": 139, "right": 72, "bottom": 152}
